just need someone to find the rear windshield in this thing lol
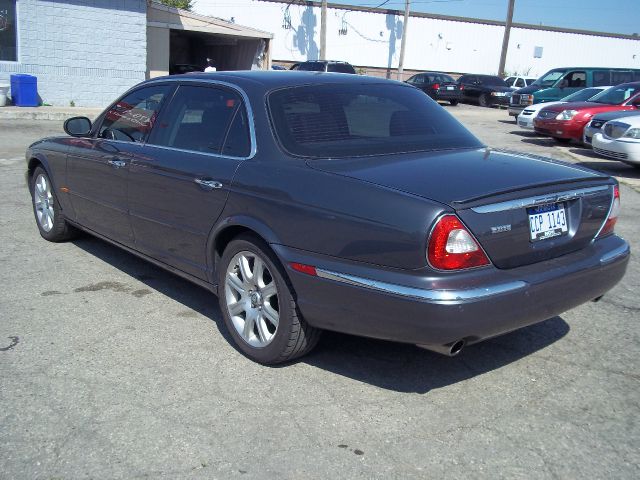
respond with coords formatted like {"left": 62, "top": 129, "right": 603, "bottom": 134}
{"left": 268, "top": 83, "right": 482, "bottom": 158}
{"left": 479, "top": 76, "right": 507, "bottom": 86}
{"left": 589, "top": 84, "right": 640, "bottom": 105}
{"left": 561, "top": 87, "right": 605, "bottom": 102}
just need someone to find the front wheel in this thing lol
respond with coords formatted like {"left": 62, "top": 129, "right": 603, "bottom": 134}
{"left": 449, "top": 100, "right": 459, "bottom": 106}
{"left": 478, "top": 94, "right": 488, "bottom": 107}
{"left": 218, "top": 234, "right": 321, "bottom": 364}
{"left": 30, "top": 166, "right": 77, "bottom": 242}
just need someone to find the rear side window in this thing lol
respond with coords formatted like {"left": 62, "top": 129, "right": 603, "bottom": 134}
{"left": 593, "top": 71, "right": 610, "bottom": 87}
{"left": 148, "top": 85, "right": 251, "bottom": 157}
{"left": 297, "top": 62, "right": 326, "bottom": 72}
{"left": 99, "top": 85, "right": 171, "bottom": 142}
{"left": 611, "top": 71, "right": 633, "bottom": 85}
{"left": 268, "top": 83, "right": 482, "bottom": 158}
{"left": 328, "top": 63, "right": 356, "bottom": 74}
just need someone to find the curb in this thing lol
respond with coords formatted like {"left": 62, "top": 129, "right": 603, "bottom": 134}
{"left": 0, "top": 107, "right": 102, "bottom": 121}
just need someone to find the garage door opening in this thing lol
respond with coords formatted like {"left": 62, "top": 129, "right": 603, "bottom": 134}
{"left": 169, "top": 30, "right": 265, "bottom": 74}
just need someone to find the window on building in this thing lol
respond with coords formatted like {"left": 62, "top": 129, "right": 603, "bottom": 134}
{"left": 0, "top": 0, "right": 17, "bottom": 61}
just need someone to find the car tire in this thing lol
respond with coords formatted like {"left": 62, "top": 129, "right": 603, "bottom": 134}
{"left": 449, "top": 100, "right": 459, "bottom": 106}
{"left": 218, "top": 234, "right": 321, "bottom": 364}
{"left": 554, "top": 137, "right": 571, "bottom": 144}
{"left": 478, "top": 94, "right": 488, "bottom": 107}
{"left": 30, "top": 166, "right": 78, "bottom": 242}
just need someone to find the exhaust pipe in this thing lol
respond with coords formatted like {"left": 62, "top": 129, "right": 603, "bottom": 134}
{"left": 417, "top": 339, "right": 466, "bottom": 357}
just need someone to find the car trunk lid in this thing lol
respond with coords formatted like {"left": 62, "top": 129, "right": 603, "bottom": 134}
{"left": 307, "top": 148, "right": 613, "bottom": 269}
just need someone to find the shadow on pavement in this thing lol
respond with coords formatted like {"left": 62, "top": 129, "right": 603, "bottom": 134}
{"left": 567, "top": 149, "right": 640, "bottom": 180}
{"left": 72, "top": 235, "right": 570, "bottom": 394}
{"left": 71, "top": 235, "right": 233, "bottom": 345}
{"left": 304, "top": 318, "right": 568, "bottom": 393}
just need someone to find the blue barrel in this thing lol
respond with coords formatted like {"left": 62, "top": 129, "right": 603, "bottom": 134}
{"left": 10, "top": 74, "right": 38, "bottom": 107}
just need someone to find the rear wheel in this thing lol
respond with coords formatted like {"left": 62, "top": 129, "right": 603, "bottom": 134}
{"left": 449, "top": 100, "right": 459, "bottom": 106}
{"left": 218, "top": 234, "right": 321, "bottom": 364}
{"left": 30, "top": 166, "right": 77, "bottom": 242}
{"left": 554, "top": 137, "right": 571, "bottom": 144}
{"left": 478, "top": 94, "right": 488, "bottom": 107}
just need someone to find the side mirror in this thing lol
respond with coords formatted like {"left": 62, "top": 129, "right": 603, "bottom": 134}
{"left": 64, "top": 116, "right": 92, "bottom": 137}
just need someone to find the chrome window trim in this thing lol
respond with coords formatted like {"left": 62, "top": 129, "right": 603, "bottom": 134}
{"left": 471, "top": 185, "right": 610, "bottom": 214}
{"left": 315, "top": 268, "right": 527, "bottom": 304}
{"left": 143, "top": 78, "right": 258, "bottom": 160}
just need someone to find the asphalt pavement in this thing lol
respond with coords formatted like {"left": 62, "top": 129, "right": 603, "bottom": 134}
{"left": 1, "top": 110, "right": 638, "bottom": 479}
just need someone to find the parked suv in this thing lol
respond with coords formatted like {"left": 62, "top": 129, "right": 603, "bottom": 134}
{"left": 505, "top": 76, "right": 536, "bottom": 90}
{"left": 509, "top": 67, "right": 640, "bottom": 116}
{"left": 292, "top": 61, "right": 356, "bottom": 74}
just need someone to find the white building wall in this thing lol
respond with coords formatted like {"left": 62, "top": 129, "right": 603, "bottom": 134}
{"left": 0, "top": 0, "right": 147, "bottom": 107}
{"left": 197, "top": 0, "right": 640, "bottom": 77}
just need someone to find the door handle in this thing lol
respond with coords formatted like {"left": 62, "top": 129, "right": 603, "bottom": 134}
{"left": 108, "top": 158, "right": 127, "bottom": 168}
{"left": 194, "top": 178, "right": 223, "bottom": 190}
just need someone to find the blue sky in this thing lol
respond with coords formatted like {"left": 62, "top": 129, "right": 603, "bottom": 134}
{"left": 336, "top": 0, "right": 640, "bottom": 35}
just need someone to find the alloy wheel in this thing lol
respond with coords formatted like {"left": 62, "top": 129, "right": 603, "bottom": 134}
{"left": 33, "top": 173, "right": 55, "bottom": 232}
{"left": 224, "top": 251, "right": 280, "bottom": 348}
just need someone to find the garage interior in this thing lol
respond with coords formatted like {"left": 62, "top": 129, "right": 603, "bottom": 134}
{"left": 147, "top": 2, "right": 272, "bottom": 78}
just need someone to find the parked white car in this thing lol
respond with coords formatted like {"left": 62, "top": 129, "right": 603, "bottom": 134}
{"left": 504, "top": 76, "right": 536, "bottom": 90}
{"left": 592, "top": 116, "right": 640, "bottom": 165}
{"left": 516, "top": 86, "right": 610, "bottom": 130}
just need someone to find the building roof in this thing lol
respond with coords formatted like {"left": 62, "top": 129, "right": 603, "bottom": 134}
{"left": 148, "top": 1, "right": 273, "bottom": 39}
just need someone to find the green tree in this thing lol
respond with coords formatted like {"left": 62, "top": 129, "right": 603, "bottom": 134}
{"left": 158, "top": 0, "right": 194, "bottom": 11}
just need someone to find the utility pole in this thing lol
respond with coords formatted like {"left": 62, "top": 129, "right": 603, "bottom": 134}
{"left": 320, "top": 0, "right": 327, "bottom": 60}
{"left": 397, "top": 0, "right": 410, "bottom": 80}
{"left": 498, "top": 0, "right": 515, "bottom": 77}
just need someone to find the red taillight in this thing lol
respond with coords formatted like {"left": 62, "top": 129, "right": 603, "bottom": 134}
{"left": 427, "top": 215, "right": 490, "bottom": 270}
{"left": 290, "top": 262, "right": 317, "bottom": 276}
{"left": 459, "top": 84, "right": 464, "bottom": 91}
{"left": 597, "top": 185, "right": 620, "bottom": 238}
{"left": 432, "top": 83, "right": 440, "bottom": 90}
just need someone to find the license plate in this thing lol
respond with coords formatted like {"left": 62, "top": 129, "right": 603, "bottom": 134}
{"left": 446, "top": 86, "right": 454, "bottom": 90}
{"left": 528, "top": 203, "right": 568, "bottom": 242}
{"left": 519, "top": 121, "right": 528, "bottom": 127}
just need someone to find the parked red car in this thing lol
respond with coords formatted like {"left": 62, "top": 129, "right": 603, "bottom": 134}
{"left": 534, "top": 82, "right": 640, "bottom": 143}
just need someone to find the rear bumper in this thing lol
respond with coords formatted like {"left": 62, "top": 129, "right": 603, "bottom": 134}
{"left": 274, "top": 235, "right": 629, "bottom": 349}
{"left": 436, "top": 90, "right": 461, "bottom": 102}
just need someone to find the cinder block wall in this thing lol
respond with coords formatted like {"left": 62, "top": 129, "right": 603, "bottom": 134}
{"left": 0, "top": 0, "right": 147, "bottom": 107}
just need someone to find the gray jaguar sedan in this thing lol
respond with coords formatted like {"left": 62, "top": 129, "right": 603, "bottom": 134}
{"left": 26, "top": 72, "right": 630, "bottom": 364}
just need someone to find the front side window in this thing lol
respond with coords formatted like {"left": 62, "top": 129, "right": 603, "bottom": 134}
{"left": 268, "top": 83, "right": 482, "bottom": 158}
{"left": 515, "top": 78, "right": 525, "bottom": 88}
{"left": 99, "top": 85, "right": 171, "bottom": 142}
{"left": 148, "top": 85, "right": 251, "bottom": 157}
{"left": 0, "top": 0, "right": 17, "bottom": 61}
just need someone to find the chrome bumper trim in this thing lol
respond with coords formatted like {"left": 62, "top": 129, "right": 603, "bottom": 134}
{"left": 599, "top": 242, "right": 630, "bottom": 265}
{"left": 471, "top": 185, "right": 610, "bottom": 214}
{"left": 315, "top": 268, "right": 527, "bottom": 304}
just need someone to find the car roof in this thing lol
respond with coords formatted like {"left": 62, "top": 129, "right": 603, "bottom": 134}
{"left": 146, "top": 70, "right": 398, "bottom": 89}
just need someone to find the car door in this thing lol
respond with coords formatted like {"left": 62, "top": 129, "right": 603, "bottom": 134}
{"left": 65, "top": 84, "right": 172, "bottom": 246}
{"left": 129, "top": 83, "right": 253, "bottom": 280}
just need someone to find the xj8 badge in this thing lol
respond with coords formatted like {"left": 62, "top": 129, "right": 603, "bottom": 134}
{"left": 491, "top": 224, "right": 512, "bottom": 234}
